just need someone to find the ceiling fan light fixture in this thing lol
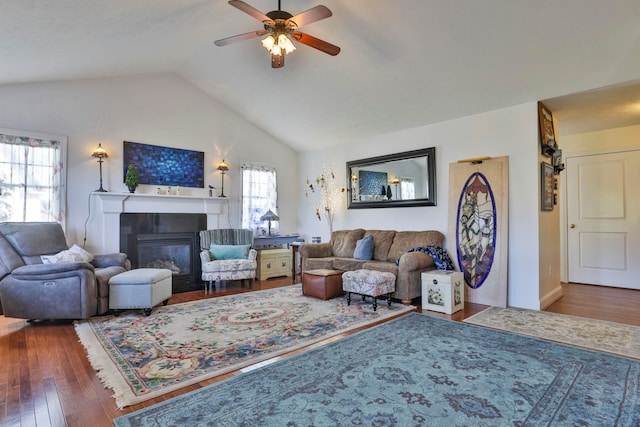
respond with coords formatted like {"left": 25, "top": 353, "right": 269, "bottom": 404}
{"left": 262, "top": 33, "right": 295, "bottom": 57}
{"left": 278, "top": 34, "right": 296, "bottom": 54}
{"left": 217, "top": 1, "right": 339, "bottom": 68}
{"left": 261, "top": 35, "right": 275, "bottom": 50}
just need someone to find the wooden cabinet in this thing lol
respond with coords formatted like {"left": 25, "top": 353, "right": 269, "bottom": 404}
{"left": 257, "top": 249, "right": 291, "bottom": 280}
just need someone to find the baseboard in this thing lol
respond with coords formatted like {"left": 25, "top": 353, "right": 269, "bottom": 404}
{"left": 540, "top": 284, "right": 563, "bottom": 310}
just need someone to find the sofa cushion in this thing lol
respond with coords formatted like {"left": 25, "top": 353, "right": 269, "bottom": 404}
{"left": 0, "top": 235, "right": 25, "bottom": 280}
{"left": 330, "top": 229, "right": 365, "bottom": 258}
{"left": 333, "top": 257, "right": 366, "bottom": 272}
{"left": 362, "top": 261, "right": 399, "bottom": 277}
{"left": 304, "top": 256, "right": 337, "bottom": 271}
{"left": 364, "top": 230, "right": 396, "bottom": 261}
{"left": 387, "top": 231, "right": 445, "bottom": 262}
{"left": 0, "top": 222, "right": 69, "bottom": 265}
{"left": 353, "top": 235, "right": 374, "bottom": 260}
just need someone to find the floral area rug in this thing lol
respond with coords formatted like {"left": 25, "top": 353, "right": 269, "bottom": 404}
{"left": 114, "top": 312, "right": 640, "bottom": 426}
{"left": 464, "top": 306, "right": 640, "bottom": 359}
{"left": 74, "top": 284, "right": 414, "bottom": 408}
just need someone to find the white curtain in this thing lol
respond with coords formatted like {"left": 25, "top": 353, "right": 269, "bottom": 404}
{"left": 0, "top": 130, "right": 66, "bottom": 228}
{"left": 241, "top": 164, "right": 278, "bottom": 236}
{"left": 401, "top": 177, "right": 415, "bottom": 200}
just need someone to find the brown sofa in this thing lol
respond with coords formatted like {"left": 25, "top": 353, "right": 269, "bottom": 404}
{"left": 299, "top": 229, "right": 445, "bottom": 304}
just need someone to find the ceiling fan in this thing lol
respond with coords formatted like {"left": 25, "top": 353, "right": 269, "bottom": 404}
{"left": 214, "top": 0, "right": 340, "bottom": 68}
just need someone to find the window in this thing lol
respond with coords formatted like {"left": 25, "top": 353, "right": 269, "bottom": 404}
{"left": 400, "top": 177, "right": 415, "bottom": 200}
{"left": 241, "top": 164, "right": 278, "bottom": 236}
{"left": 0, "top": 129, "right": 66, "bottom": 226}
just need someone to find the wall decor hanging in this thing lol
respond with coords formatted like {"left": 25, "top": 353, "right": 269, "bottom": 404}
{"left": 123, "top": 141, "right": 204, "bottom": 188}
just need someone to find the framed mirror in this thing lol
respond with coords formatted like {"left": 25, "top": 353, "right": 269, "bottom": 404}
{"left": 346, "top": 147, "right": 436, "bottom": 209}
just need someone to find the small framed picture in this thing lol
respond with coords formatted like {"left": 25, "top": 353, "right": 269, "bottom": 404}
{"left": 538, "top": 102, "right": 557, "bottom": 156}
{"left": 541, "top": 162, "right": 554, "bottom": 211}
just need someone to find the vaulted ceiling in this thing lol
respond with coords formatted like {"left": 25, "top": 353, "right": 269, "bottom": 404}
{"left": 2, "top": 0, "right": 640, "bottom": 151}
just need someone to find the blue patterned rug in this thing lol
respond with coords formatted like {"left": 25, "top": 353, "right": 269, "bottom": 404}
{"left": 114, "top": 312, "right": 640, "bottom": 426}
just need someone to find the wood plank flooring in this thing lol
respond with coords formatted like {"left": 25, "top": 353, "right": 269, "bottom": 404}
{"left": 1, "top": 279, "right": 638, "bottom": 426}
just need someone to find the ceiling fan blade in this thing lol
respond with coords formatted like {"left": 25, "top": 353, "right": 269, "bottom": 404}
{"left": 287, "top": 5, "right": 332, "bottom": 28}
{"left": 214, "top": 29, "right": 267, "bottom": 47}
{"left": 293, "top": 32, "right": 340, "bottom": 56}
{"left": 228, "top": 0, "right": 273, "bottom": 23}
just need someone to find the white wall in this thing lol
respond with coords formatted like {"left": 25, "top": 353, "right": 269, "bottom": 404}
{"left": 298, "top": 102, "right": 542, "bottom": 309}
{"left": 0, "top": 74, "right": 298, "bottom": 253}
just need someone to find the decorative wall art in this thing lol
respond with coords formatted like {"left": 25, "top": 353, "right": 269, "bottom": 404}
{"left": 448, "top": 156, "right": 509, "bottom": 307}
{"left": 538, "top": 102, "right": 557, "bottom": 157}
{"left": 456, "top": 172, "right": 496, "bottom": 289}
{"left": 123, "top": 141, "right": 204, "bottom": 188}
{"left": 541, "top": 162, "right": 554, "bottom": 211}
{"left": 358, "top": 170, "right": 388, "bottom": 200}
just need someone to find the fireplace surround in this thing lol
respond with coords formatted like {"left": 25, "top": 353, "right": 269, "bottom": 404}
{"left": 91, "top": 193, "right": 227, "bottom": 293}
{"left": 120, "top": 213, "right": 206, "bottom": 293}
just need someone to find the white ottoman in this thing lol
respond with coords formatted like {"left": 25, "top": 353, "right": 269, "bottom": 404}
{"left": 109, "top": 268, "right": 172, "bottom": 316}
{"left": 342, "top": 269, "right": 396, "bottom": 311}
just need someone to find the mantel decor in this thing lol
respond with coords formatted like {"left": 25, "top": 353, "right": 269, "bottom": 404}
{"left": 124, "top": 164, "right": 138, "bottom": 193}
{"left": 347, "top": 147, "right": 436, "bottom": 209}
{"left": 92, "top": 143, "right": 108, "bottom": 192}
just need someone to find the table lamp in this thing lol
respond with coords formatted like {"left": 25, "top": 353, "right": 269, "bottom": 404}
{"left": 260, "top": 209, "right": 279, "bottom": 236}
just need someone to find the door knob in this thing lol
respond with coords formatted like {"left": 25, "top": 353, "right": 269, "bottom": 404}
{"left": 570, "top": 224, "right": 576, "bottom": 228}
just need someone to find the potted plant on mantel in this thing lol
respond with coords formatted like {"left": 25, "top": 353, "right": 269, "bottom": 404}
{"left": 125, "top": 164, "right": 139, "bottom": 193}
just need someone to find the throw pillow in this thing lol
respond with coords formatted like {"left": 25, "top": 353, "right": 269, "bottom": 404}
{"left": 353, "top": 235, "right": 374, "bottom": 260}
{"left": 209, "top": 244, "right": 251, "bottom": 260}
{"left": 41, "top": 244, "right": 94, "bottom": 264}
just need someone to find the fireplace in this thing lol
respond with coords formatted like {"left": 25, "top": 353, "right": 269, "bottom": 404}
{"left": 120, "top": 213, "right": 207, "bottom": 293}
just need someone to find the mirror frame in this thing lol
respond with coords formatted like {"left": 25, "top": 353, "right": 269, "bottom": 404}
{"left": 346, "top": 147, "right": 437, "bottom": 209}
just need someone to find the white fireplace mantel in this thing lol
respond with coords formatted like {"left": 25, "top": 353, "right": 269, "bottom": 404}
{"left": 90, "top": 192, "right": 228, "bottom": 254}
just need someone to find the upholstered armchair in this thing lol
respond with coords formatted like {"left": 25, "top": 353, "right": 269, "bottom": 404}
{"left": 199, "top": 229, "right": 257, "bottom": 292}
{"left": 0, "top": 222, "right": 130, "bottom": 320}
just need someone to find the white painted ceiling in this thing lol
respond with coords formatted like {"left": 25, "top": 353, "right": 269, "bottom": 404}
{"left": 2, "top": 0, "right": 640, "bottom": 151}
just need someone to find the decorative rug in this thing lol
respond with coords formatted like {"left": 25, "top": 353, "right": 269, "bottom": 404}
{"left": 464, "top": 306, "right": 640, "bottom": 359}
{"left": 74, "top": 284, "right": 413, "bottom": 409}
{"left": 113, "top": 312, "right": 640, "bottom": 426}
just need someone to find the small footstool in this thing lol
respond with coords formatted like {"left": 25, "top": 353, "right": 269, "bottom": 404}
{"left": 342, "top": 269, "right": 396, "bottom": 311}
{"left": 302, "top": 269, "right": 344, "bottom": 300}
{"left": 109, "top": 268, "right": 172, "bottom": 316}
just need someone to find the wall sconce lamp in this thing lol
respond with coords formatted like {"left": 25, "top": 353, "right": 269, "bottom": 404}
{"left": 260, "top": 209, "right": 279, "bottom": 236}
{"left": 217, "top": 160, "right": 229, "bottom": 197}
{"left": 91, "top": 143, "right": 108, "bottom": 192}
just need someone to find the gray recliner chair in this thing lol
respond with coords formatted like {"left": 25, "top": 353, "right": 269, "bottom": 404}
{"left": 0, "top": 222, "right": 130, "bottom": 320}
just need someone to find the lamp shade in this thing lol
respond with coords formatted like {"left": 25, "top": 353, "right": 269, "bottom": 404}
{"left": 92, "top": 143, "right": 108, "bottom": 159}
{"left": 217, "top": 160, "right": 229, "bottom": 172}
{"left": 260, "top": 209, "right": 279, "bottom": 222}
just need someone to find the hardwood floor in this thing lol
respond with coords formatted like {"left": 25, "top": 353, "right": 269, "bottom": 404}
{"left": 1, "top": 279, "right": 638, "bottom": 426}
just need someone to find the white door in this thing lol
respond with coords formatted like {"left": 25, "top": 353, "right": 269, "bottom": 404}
{"left": 566, "top": 150, "right": 640, "bottom": 289}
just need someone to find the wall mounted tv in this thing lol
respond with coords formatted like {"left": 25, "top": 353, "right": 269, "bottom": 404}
{"left": 123, "top": 141, "right": 205, "bottom": 188}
